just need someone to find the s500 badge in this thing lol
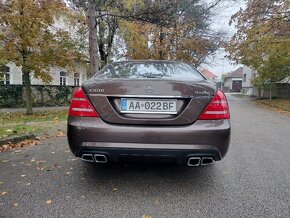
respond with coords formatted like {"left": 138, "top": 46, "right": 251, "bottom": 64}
{"left": 89, "top": 88, "right": 105, "bottom": 93}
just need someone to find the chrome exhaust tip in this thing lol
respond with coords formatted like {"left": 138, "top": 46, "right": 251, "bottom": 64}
{"left": 94, "top": 154, "right": 108, "bottom": 163}
{"left": 187, "top": 157, "right": 201, "bottom": 166}
{"left": 201, "top": 157, "right": 214, "bottom": 166}
{"left": 81, "top": 154, "right": 94, "bottom": 162}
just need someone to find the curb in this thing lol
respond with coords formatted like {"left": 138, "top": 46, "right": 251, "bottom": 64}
{"left": 0, "top": 133, "right": 36, "bottom": 146}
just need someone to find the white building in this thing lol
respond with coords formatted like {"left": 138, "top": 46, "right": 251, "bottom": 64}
{"left": 0, "top": 12, "right": 88, "bottom": 87}
{"left": 223, "top": 67, "right": 243, "bottom": 92}
{"left": 242, "top": 65, "right": 257, "bottom": 95}
{"left": 0, "top": 62, "right": 87, "bottom": 86}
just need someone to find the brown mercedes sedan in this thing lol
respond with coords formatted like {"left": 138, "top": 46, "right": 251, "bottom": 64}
{"left": 67, "top": 60, "right": 230, "bottom": 166}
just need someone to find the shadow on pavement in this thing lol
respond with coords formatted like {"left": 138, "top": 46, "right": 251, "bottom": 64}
{"left": 77, "top": 162, "right": 219, "bottom": 193}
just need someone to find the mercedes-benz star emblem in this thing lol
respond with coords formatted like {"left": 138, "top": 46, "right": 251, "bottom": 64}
{"left": 144, "top": 84, "right": 153, "bottom": 93}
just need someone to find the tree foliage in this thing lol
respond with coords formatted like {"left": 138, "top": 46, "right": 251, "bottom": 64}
{"left": 0, "top": 0, "right": 85, "bottom": 114}
{"left": 119, "top": 0, "right": 226, "bottom": 66}
{"left": 227, "top": 0, "right": 290, "bottom": 87}
{"left": 69, "top": 0, "right": 227, "bottom": 67}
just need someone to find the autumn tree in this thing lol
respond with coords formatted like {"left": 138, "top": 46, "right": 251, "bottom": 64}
{"left": 0, "top": 0, "right": 84, "bottom": 114}
{"left": 69, "top": 0, "right": 229, "bottom": 69}
{"left": 69, "top": 0, "right": 178, "bottom": 69}
{"left": 227, "top": 0, "right": 290, "bottom": 95}
{"left": 119, "top": 0, "right": 226, "bottom": 66}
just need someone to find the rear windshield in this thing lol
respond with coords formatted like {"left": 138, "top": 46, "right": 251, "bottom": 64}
{"left": 95, "top": 62, "right": 205, "bottom": 81}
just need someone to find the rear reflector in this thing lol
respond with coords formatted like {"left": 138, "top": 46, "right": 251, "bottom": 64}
{"left": 198, "top": 90, "right": 230, "bottom": 120}
{"left": 69, "top": 87, "right": 99, "bottom": 117}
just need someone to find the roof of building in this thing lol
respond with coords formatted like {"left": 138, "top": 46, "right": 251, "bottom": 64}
{"left": 201, "top": 69, "right": 218, "bottom": 78}
{"left": 225, "top": 67, "right": 243, "bottom": 78}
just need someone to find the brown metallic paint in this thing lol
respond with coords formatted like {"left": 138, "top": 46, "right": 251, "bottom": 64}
{"left": 67, "top": 60, "right": 231, "bottom": 164}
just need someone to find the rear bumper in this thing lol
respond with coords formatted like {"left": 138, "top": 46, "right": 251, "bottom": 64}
{"left": 67, "top": 117, "right": 231, "bottom": 164}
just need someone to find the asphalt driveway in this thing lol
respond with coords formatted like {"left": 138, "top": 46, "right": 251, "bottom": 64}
{"left": 0, "top": 94, "right": 290, "bottom": 218}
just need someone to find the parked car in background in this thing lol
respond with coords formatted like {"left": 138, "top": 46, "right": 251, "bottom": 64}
{"left": 67, "top": 60, "right": 231, "bottom": 166}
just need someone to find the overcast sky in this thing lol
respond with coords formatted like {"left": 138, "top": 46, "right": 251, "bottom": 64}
{"left": 201, "top": 0, "right": 246, "bottom": 77}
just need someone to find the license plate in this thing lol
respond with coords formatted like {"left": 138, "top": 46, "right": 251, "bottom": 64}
{"left": 121, "top": 98, "right": 177, "bottom": 114}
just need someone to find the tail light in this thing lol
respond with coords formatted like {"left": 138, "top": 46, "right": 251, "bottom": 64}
{"left": 69, "top": 87, "right": 99, "bottom": 117}
{"left": 198, "top": 90, "right": 230, "bottom": 120}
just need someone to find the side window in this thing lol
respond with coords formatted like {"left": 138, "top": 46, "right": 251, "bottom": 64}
{"left": 74, "top": 73, "right": 80, "bottom": 86}
{"left": 0, "top": 65, "right": 10, "bottom": 85}
{"left": 60, "top": 71, "right": 67, "bottom": 86}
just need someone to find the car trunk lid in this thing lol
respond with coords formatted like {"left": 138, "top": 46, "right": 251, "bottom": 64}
{"left": 82, "top": 79, "right": 216, "bottom": 125}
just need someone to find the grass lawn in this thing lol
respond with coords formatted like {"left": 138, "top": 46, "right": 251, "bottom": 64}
{"left": 255, "top": 99, "right": 290, "bottom": 113}
{"left": 0, "top": 109, "right": 68, "bottom": 138}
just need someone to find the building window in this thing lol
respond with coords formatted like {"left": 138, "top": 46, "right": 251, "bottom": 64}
{"left": 0, "top": 65, "right": 10, "bottom": 85}
{"left": 243, "top": 74, "right": 246, "bottom": 82}
{"left": 60, "top": 71, "right": 67, "bottom": 86}
{"left": 74, "top": 73, "right": 80, "bottom": 86}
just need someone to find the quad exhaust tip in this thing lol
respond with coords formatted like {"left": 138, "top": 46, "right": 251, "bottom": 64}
{"left": 81, "top": 154, "right": 94, "bottom": 162}
{"left": 81, "top": 154, "right": 108, "bottom": 163}
{"left": 201, "top": 157, "right": 214, "bottom": 166}
{"left": 187, "top": 157, "right": 214, "bottom": 166}
{"left": 94, "top": 154, "right": 108, "bottom": 163}
{"left": 187, "top": 157, "right": 201, "bottom": 166}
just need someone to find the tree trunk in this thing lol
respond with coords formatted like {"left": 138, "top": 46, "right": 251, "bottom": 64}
{"left": 159, "top": 25, "right": 164, "bottom": 59}
{"left": 88, "top": 0, "right": 98, "bottom": 78}
{"left": 98, "top": 18, "right": 106, "bottom": 68}
{"left": 23, "top": 71, "right": 33, "bottom": 115}
{"left": 269, "top": 83, "right": 272, "bottom": 100}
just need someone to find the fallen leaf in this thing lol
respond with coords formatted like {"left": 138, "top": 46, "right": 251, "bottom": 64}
{"left": 46, "top": 200, "right": 52, "bottom": 205}
{"left": 36, "top": 166, "right": 45, "bottom": 171}
{"left": 2, "top": 145, "right": 9, "bottom": 149}
{"left": 20, "top": 175, "right": 26, "bottom": 177}
{"left": 13, "top": 203, "right": 18, "bottom": 207}
{"left": 35, "top": 160, "right": 46, "bottom": 164}
{"left": 56, "top": 131, "right": 65, "bottom": 137}
{"left": 0, "top": 139, "right": 40, "bottom": 152}
{"left": 1, "top": 191, "right": 8, "bottom": 196}
{"left": 142, "top": 215, "right": 152, "bottom": 218}
{"left": 112, "top": 188, "right": 118, "bottom": 191}
{"left": 26, "top": 183, "right": 31, "bottom": 186}
{"left": 0, "top": 181, "right": 4, "bottom": 185}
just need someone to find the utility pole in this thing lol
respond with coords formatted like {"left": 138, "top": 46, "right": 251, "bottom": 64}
{"left": 88, "top": 0, "right": 98, "bottom": 78}
{"left": 221, "top": 61, "right": 225, "bottom": 90}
